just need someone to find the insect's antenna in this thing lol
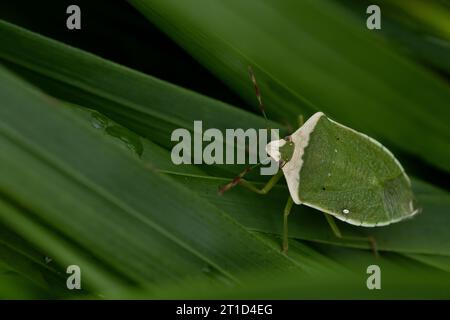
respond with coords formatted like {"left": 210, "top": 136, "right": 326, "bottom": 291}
{"left": 218, "top": 163, "right": 262, "bottom": 195}
{"left": 219, "top": 67, "right": 273, "bottom": 195}
{"left": 248, "top": 66, "right": 270, "bottom": 131}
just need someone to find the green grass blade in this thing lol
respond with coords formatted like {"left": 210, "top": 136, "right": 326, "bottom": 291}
{"left": 163, "top": 170, "right": 450, "bottom": 256}
{"left": 129, "top": 0, "right": 450, "bottom": 173}
{"left": 0, "top": 19, "right": 270, "bottom": 142}
{"left": 0, "top": 65, "right": 305, "bottom": 293}
{"left": 405, "top": 253, "right": 450, "bottom": 273}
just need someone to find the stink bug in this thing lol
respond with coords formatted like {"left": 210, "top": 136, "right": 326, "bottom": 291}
{"left": 220, "top": 67, "right": 419, "bottom": 254}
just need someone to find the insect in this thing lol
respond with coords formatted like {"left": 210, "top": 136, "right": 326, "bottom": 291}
{"left": 219, "top": 67, "right": 419, "bottom": 254}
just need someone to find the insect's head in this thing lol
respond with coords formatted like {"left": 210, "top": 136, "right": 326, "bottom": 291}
{"left": 265, "top": 136, "right": 295, "bottom": 165}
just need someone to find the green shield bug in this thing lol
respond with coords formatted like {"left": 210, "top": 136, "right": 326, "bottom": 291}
{"left": 220, "top": 67, "right": 419, "bottom": 254}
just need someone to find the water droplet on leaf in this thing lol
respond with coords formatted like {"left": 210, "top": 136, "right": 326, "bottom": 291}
{"left": 106, "top": 125, "right": 143, "bottom": 157}
{"left": 91, "top": 112, "right": 109, "bottom": 129}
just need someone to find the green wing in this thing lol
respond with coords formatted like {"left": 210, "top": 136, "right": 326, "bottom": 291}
{"left": 298, "top": 116, "right": 418, "bottom": 227}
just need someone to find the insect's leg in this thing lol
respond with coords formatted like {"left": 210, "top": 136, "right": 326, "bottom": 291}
{"left": 323, "top": 213, "right": 342, "bottom": 237}
{"left": 218, "top": 166, "right": 283, "bottom": 195}
{"left": 282, "top": 196, "right": 294, "bottom": 253}
{"left": 237, "top": 169, "right": 283, "bottom": 195}
{"left": 323, "top": 214, "right": 379, "bottom": 258}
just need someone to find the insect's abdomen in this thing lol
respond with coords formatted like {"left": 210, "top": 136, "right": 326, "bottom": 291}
{"left": 298, "top": 116, "right": 418, "bottom": 226}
